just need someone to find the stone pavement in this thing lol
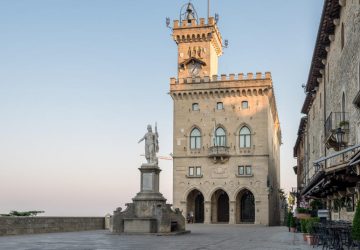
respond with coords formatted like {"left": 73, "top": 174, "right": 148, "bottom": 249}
{"left": 0, "top": 224, "right": 312, "bottom": 250}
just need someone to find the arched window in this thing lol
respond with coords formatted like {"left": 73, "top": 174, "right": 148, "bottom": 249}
{"left": 190, "top": 128, "right": 201, "bottom": 149}
{"left": 215, "top": 127, "right": 226, "bottom": 146}
{"left": 240, "top": 126, "right": 251, "bottom": 148}
{"left": 341, "top": 23, "right": 345, "bottom": 50}
{"left": 242, "top": 101, "right": 249, "bottom": 109}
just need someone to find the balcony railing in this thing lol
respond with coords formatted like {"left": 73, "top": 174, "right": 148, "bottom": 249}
{"left": 208, "top": 146, "right": 230, "bottom": 163}
{"left": 324, "top": 112, "right": 349, "bottom": 150}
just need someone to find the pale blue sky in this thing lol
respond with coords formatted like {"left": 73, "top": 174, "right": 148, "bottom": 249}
{"left": 0, "top": 0, "right": 323, "bottom": 216}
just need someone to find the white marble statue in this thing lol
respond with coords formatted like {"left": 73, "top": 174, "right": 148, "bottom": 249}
{"left": 138, "top": 124, "right": 159, "bottom": 164}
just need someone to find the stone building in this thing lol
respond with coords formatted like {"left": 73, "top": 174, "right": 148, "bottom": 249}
{"left": 168, "top": 3, "right": 281, "bottom": 226}
{"left": 294, "top": 0, "right": 360, "bottom": 221}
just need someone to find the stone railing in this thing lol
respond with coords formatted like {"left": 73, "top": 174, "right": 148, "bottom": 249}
{"left": 0, "top": 217, "right": 105, "bottom": 236}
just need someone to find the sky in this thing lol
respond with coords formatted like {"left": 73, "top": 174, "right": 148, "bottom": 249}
{"left": 0, "top": 0, "right": 324, "bottom": 216}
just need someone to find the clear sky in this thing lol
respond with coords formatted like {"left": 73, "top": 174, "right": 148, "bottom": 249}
{"left": 0, "top": 0, "right": 323, "bottom": 216}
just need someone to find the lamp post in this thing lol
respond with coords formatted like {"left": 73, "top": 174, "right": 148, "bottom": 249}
{"left": 335, "top": 127, "right": 345, "bottom": 161}
{"left": 335, "top": 127, "right": 345, "bottom": 150}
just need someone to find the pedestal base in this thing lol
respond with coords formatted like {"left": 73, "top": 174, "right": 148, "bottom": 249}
{"left": 110, "top": 163, "right": 187, "bottom": 234}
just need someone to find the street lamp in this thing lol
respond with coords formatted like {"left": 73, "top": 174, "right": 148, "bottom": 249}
{"left": 335, "top": 127, "right": 345, "bottom": 151}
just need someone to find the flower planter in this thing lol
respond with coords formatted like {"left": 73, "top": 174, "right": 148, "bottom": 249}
{"left": 306, "top": 235, "right": 317, "bottom": 245}
{"left": 296, "top": 213, "right": 311, "bottom": 219}
{"left": 303, "top": 233, "right": 309, "bottom": 241}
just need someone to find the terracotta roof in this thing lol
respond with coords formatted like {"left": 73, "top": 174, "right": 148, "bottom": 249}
{"left": 301, "top": 0, "right": 341, "bottom": 114}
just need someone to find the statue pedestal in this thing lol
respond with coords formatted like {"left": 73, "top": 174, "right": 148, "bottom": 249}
{"left": 110, "top": 162, "right": 188, "bottom": 235}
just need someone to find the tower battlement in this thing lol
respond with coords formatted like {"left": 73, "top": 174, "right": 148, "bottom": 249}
{"left": 170, "top": 72, "right": 272, "bottom": 85}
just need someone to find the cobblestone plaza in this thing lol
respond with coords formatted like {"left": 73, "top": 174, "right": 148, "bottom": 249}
{"left": 0, "top": 224, "right": 312, "bottom": 250}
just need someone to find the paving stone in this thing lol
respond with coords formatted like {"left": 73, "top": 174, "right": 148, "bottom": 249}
{"left": 0, "top": 224, "right": 312, "bottom": 250}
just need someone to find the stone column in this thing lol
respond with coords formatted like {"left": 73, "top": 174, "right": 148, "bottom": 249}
{"left": 229, "top": 201, "right": 236, "bottom": 224}
{"left": 204, "top": 201, "right": 211, "bottom": 224}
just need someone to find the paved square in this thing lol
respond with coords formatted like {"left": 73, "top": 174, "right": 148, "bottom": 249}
{"left": 0, "top": 224, "right": 311, "bottom": 250}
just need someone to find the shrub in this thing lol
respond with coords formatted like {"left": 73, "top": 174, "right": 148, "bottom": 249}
{"left": 296, "top": 207, "right": 310, "bottom": 214}
{"left": 306, "top": 217, "right": 320, "bottom": 235}
{"left": 352, "top": 200, "right": 360, "bottom": 241}
{"left": 300, "top": 219, "right": 308, "bottom": 233}
{"left": 289, "top": 213, "right": 296, "bottom": 228}
{"left": 287, "top": 212, "right": 296, "bottom": 227}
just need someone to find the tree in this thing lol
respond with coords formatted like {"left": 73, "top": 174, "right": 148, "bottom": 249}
{"left": 0, "top": 210, "right": 44, "bottom": 217}
{"left": 352, "top": 200, "right": 360, "bottom": 241}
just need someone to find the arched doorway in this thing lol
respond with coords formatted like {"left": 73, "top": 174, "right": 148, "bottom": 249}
{"left": 236, "top": 189, "right": 255, "bottom": 223}
{"left": 186, "top": 189, "right": 204, "bottom": 223}
{"left": 211, "top": 189, "right": 229, "bottom": 223}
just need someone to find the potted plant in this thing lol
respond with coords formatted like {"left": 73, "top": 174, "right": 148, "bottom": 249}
{"left": 289, "top": 212, "right": 296, "bottom": 232}
{"left": 296, "top": 207, "right": 311, "bottom": 219}
{"left": 339, "top": 120, "right": 349, "bottom": 129}
{"left": 306, "top": 217, "right": 320, "bottom": 246}
{"left": 300, "top": 219, "right": 308, "bottom": 241}
{"left": 352, "top": 200, "right": 360, "bottom": 248}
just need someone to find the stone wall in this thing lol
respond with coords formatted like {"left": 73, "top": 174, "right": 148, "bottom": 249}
{"left": 0, "top": 217, "right": 105, "bottom": 236}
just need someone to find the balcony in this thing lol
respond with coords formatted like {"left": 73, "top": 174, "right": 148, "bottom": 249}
{"left": 208, "top": 146, "right": 230, "bottom": 163}
{"left": 324, "top": 112, "right": 349, "bottom": 151}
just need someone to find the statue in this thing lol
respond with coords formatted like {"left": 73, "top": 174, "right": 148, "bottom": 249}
{"left": 138, "top": 124, "right": 159, "bottom": 164}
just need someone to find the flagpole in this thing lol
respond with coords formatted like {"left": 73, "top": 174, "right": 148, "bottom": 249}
{"left": 207, "top": 0, "right": 210, "bottom": 19}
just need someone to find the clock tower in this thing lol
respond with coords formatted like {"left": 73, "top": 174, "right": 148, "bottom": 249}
{"left": 172, "top": 3, "right": 223, "bottom": 79}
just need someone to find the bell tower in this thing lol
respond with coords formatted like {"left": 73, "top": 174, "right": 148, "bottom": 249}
{"left": 171, "top": 3, "right": 223, "bottom": 79}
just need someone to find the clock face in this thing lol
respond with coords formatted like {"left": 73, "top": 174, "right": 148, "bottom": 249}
{"left": 188, "top": 61, "right": 201, "bottom": 76}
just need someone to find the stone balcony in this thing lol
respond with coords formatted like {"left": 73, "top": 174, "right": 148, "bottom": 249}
{"left": 208, "top": 146, "right": 230, "bottom": 163}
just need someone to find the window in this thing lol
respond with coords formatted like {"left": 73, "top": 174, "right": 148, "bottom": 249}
{"left": 190, "top": 128, "right": 201, "bottom": 149}
{"left": 192, "top": 103, "right": 199, "bottom": 111}
{"left": 238, "top": 165, "right": 252, "bottom": 176}
{"left": 215, "top": 127, "right": 226, "bottom": 146}
{"left": 189, "top": 167, "right": 194, "bottom": 176}
{"left": 188, "top": 166, "right": 201, "bottom": 177}
{"left": 239, "top": 126, "right": 251, "bottom": 148}
{"left": 196, "top": 166, "right": 201, "bottom": 176}
{"left": 341, "top": 23, "right": 345, "bottom": 50}
{"left": 242, "top": 101, "right": 248, "bottom": 109}
{"left": 246, "top": 166, "right": 252, "bottom": 175}
{"left": 216, "top": 102, "right": 224, "bottom": 110}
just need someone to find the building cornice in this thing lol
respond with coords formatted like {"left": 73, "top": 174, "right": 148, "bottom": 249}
{"left": 301, "top": 0, "right": 341, "bottom": 114}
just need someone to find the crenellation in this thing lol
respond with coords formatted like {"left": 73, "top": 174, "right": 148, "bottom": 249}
{"left": 265, "top": 72, "right": 272, "bottom": 79}
{"left": 170, "top": 72, "right": 271, "bottom": 84}
{"left": 173, "top": 20, "right": 179, "bottom": 28}
{"left": 208, "top": 17, "right": 215, "bottom": 25}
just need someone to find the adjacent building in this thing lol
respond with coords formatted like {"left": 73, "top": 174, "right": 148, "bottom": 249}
{"left": 294, "top": 0, "right": 360, "bottom": 221}
{"left": 169, "top": 3, "right": 282, "bottom": 225}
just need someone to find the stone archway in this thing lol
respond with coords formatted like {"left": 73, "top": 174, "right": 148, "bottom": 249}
{"left": 236, "top": 189, "right": 255, "bottom": 223}
{"left": 186, "top": 189, "right": 204, "bottom": 223}
{"left": 211, "top": 189, "right": 229, "bottom": 223}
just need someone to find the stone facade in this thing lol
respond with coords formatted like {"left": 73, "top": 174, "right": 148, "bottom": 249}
{"left": 169, "top": 14, "right": 281, "bottom": 226}
{"left": 294, "top": 0, "right": 360, "bottom": 221}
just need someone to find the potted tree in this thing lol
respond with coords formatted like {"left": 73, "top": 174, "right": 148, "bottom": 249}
{"left": 306, "top": 217, "right": 320, "bottom": 246}
{"left": 352, "top": 200, "right": 360, "bottom": 249}
{"left": 300, "top": 219, "right": 309, "bottom": 241}
{"left": 289, "top": 212, "right": 296, "bottom": 232}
